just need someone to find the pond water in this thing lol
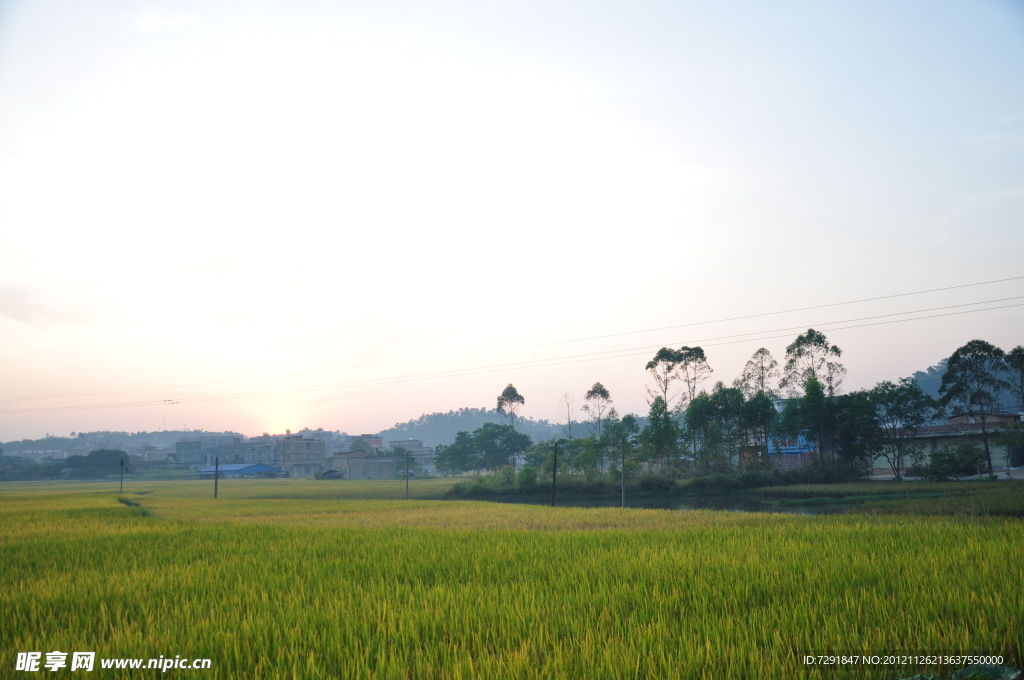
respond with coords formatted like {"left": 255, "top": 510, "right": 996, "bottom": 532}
{"left": 629, "top": 495, "right": 849, "bottom": 515}
{"left": 489, "top": 493, "right": 850, "bottom": 515}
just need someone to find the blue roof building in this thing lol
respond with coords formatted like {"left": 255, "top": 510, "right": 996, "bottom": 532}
{"left": 194, "top": 463, "right": 282, "bottom": 479}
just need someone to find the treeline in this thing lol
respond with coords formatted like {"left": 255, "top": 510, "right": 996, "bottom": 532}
{"left": 0, "top": 430, "right": 242, "bottom": 455}
{"left": 0, "top": 449, "right": 131, "bottom": 482}
{"left": 435, "top": 332, "right": 1024, "bottom": 484}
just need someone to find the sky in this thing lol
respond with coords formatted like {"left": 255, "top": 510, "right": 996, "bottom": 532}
{"left": 0, "top": 0, "right": 1022, "bottom": 441}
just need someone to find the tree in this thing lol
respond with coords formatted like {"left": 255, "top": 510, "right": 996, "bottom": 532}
{"left": 524, "top": 440, "right": 570, "bottom": 480}
{"left": 65, "top": 449, "right": 128, "bottom": 478}
{"left": 780, "top": 377, "right": 833, "bottom": 467}
{"left": 524, "top": 440, "right": 554, "bottom": 471}
{"left": 740, "top": 390, "right": 777, "bottom": 468}
{"left": 559, "top": 438, "right": 584, "bottom": 474}
{"left": 393, "top": 446, "right": 425, "bottom": 478}
{"left": 582, "top": 382, "right": 613, "bottom": 439}
{"left": 639, "top": 396, "right": 681, "bottom": 472}
{"left": 938, "top": 340, "right": 1010, "bottom": 475}
{"left": 684, "top": 382, "right": 744, "bottom": 470}
{"left": 62, "top": 454, "right": 87, "bottom": 470}
{"left": 573, "top": 438, "right": 602, "bottom": 481}
{"left": 604, "top": 410, "right": 640, "bottom": 507}
{"left": 871, "top": 378, "right": 937, "bottom": 479}
{"left": 349, "top": 438, "right": 375, "bottom": 456}
{"left": 696, "top": 422, "right": 732, "bottom": 474}
{"left": 735, "top": 348, "right": 780, "bottom": 399}
{"left": 1007, "top": 346, "right": 1024, "bottom": 411}
{"left": 676, "top": 346, "right": 713, "bottom": 411}
{"left": 558, "top": 393, "right": 578, "bottom": 440}
{"left": 709, "top": 383, "right": 744, "bottom": 441}
{"left": 434, "top": 431, "right": 479, "bottom": 475}
{"left": 646, "top": 346, "right": 712, "bottom": 412}
{"left": 474, "top": 423, "right": 532, "bottom": 472}
{"left": 779, "top": 329, "right": 846, "bottom": 397}
{"left": 832, "top": 391, "right": 882, "bottom": 473}
{"left": 496, "top": 384, "right": 525, "bottom": 430}
{"left": 645, "top": 348, "right": 683, "bottom": 406}
{"left": 684, "top": 390, "right": 715, "bottom": 464}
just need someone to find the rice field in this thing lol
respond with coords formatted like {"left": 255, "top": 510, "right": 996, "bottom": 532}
{"left": 2, "top": 479, "right": 1022, "bottom": 679}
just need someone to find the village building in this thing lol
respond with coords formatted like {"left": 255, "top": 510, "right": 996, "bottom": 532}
{"left": 744, "top": 412, "right": 1023, "bottom": 474}
{"left": 356, "top": 434, "right": 384, "bottom": 452}
{"left": 130, "top": 445, "right": 167, "bottom": 461}
{"left": 910, "top": 412, "right": 1022, "bottom": 470}
{"left": 277, "top": 435, "right": 329, "bottom": 478}
{"left": 345, "top": 455, "right": 399, "bottom": 480}
{"left": 388, "top": 439, "right": 436, "bottom": 473}
{"left": 174, "top": 440, "right": 205, "bottom": 467}
{"left": 195, "top": 463, "right": 282, "bottom": 479}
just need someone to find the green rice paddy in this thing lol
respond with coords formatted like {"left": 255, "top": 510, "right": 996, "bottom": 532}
{"left": 2, "top": 479, "right": 1021, "bottom": 679}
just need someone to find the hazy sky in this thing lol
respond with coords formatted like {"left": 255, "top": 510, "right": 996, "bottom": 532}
{"left": 1, "top": 0, "right": 1022, "bottom": 441}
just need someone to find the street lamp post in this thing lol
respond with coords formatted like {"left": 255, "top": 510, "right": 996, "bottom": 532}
{"left": 119, "top": 459, "right": 124, "bottom": 493}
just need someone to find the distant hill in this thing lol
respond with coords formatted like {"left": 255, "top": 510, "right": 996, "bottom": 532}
{"left": 910, "top": 356, "right": 1017, "bottom": 411}
{"left": 0, "top": 430, "right": 243, "bottom": 455}
{"left": 911, "top": 358, "right": 947, "bottom": 399}
{"left": 379, "top": 408, "right": 589, "bottom": 448}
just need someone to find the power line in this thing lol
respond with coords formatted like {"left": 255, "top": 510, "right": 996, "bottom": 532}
{"left": 130, "top": 299, "right": 1024, "bottom": 407}
{"left": 6, "top": 299, "right": 1020, "bottom": 412}
{"left": 3, "top": 297, "right": 1020, "bottom": 415}
{"left": 4, "top": 274, "right": 1021, "bottom": 404}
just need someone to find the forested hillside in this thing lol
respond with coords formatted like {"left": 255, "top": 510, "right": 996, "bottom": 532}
{"left": 911, "top": 356, "right": 1017, "bottom": 410}
{"left": 911, "top": 359, "right": 947, "bottom": 399}
{"left": 379, "top": 408, "right": 573, "bottom": 448}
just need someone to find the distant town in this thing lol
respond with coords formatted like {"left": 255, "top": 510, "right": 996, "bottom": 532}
{"left": 0, "top": 428, "right": 435, "bottom": 481}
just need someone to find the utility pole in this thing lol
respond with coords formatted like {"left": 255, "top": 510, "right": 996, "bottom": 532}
{"left": 214, "top": 457, "right": 219, "bottom": 499}
{"left": 405, "top": 449, "right": 410, "bottom": 500}
{"left": 551, "top": 439, "right": 565, "bottom": 507}
{"left": 621, "top": 444, "right": 626, "bottom": 509}
{"left": 119, "top": 459, "right": 124, "bottom": 493}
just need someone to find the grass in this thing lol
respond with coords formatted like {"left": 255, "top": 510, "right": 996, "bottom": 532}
{"left": 1, "top": 479, "right": 1022, "bottom": 679}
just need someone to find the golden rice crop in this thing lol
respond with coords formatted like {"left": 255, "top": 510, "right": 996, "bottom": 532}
{"left": 2, "top": 480, "right": 1021, "bottom": 679}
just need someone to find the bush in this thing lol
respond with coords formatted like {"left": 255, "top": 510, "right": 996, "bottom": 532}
{"left": 607, "top": 459, "right": 641, "bottom": 481}
{"left": 736, "top": 470, "right": 778, "bottom": 488}
{"left": 927, "top": 439, "right": 987, "bottom": 479}
{"left": 637, "top": 473, "right": 674, "bottom": 491}
{"left": 677, "top": 465, "right": 868, "bottom": 493}
{"left": 773, "top": 465, "right": 867, "bottom": 485}
{"left": 515, "top": 466, "right": 538, "bottom": 489}
{"left": 470, "top": 475, "right": 494, "bottom": 495}
{"left": 682, "top": 473, "right": 744, "bottom": 492}
{"left": 441, "top": 482, "right": 468, "bottom": 498}
{"left": 443, "top": 475, "right": 500, "bottom": 498}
